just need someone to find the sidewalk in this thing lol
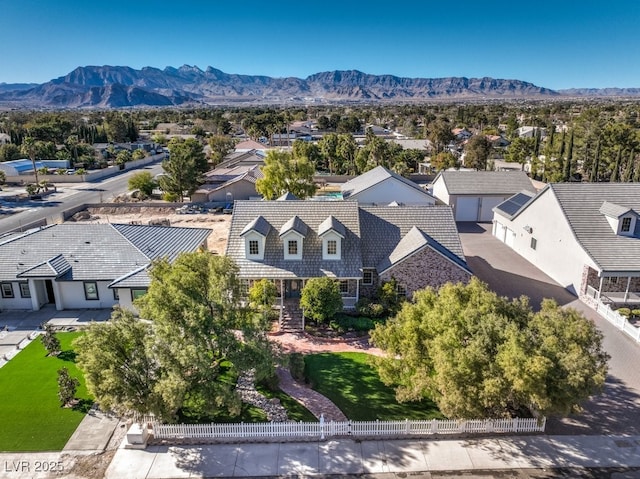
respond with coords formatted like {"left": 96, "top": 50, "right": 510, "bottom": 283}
{"left": 105, "top": 434, "right": 640, "bottom": 478}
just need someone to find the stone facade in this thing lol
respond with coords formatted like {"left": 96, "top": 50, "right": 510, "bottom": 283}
{"left": 379, "top": 247, "right": 471, "bottom": 298}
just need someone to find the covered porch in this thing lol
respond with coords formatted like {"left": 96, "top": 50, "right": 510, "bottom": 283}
{"left": 583, "top": 265, "right": 640, "bottom": 306}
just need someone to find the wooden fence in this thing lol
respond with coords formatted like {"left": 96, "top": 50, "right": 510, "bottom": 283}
{"left": 150, "top": 416, "right": 545, "bottom": 441}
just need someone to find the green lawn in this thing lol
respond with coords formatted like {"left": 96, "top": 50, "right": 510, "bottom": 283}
{"left": 304, "top": 352, "right": 444, "bottom": 421}
{"left": 0, "top": 332, "right": 92, "bottom": 451}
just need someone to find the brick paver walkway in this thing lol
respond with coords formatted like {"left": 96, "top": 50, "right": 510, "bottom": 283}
{"left": 270, "top": 332, "right": 384, "bottom": 421}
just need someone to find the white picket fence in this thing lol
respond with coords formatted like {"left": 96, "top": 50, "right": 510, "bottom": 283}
{"left": 150, "top": 416, "right": 545, "bottom": 441}
{"left": 596, "top": 302, "right": 640, "bottom": 342}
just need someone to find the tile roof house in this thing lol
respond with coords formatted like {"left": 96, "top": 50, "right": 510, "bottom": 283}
{"left": 0, "top": 223, "right": 211, "bottom": 311}
{"left": 430, "top": 170, "right": 536, "bottom": 221}
{"left": 191, "top": 164, "right": 263, "bottom": 203}
{"left": 226, "top": 201, "right": 470, "bottom": 317}
{"left": 492, "top": 183, "right": 640, "bottom": 305}
{"left": 341, "top": 166, "right": 436, "bottom": 205}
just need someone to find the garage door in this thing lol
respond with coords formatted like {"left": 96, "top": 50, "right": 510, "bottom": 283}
{"left": 479, "top": 197, "right": 505, "bottom": 222}
{"left": 505, "top": 228, "right": 516, "bottom": 248}
{"left": 494, "top": 222, "right": 507, "bottom": 243}
{"left": 455, "top": 197, "right": 479, "bottom": 221}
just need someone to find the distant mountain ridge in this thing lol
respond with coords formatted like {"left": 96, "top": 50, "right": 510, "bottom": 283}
{"left": 0, "top": 65, "right": 636, "bottom": 108}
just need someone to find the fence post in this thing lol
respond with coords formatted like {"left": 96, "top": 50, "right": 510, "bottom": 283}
{"left": 405, "top": 418, "right": 410, "bottom": 434}
{"left": 320, "top": 414, "right": 325, "bottom": 440}
{"left": 431, "top": 418, "right": 437, "bottom": 434}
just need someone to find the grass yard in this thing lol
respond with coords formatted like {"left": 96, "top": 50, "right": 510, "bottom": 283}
{"left": 305, "top": 352, "right": 444, "bottom": 421}
{"left": 0, "top": 332, "right": 92, "bottom": 451}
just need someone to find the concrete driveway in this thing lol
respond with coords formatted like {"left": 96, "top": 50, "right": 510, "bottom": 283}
{"left": 457, "top": 222, "right": 640, "bottom": 435}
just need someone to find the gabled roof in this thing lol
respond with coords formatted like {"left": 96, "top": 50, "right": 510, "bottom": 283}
{"left": 599, "top": 201, "right": 635, "bottom": 218}
{"left": 500, "top": 183, "right": 640, "bottom": 273}
{"left": 240, "top": 216, "right": 271, "bottom": 237}
{"left": 341, "top": 166, "right": 432, "bottom": 200}
{"left": 359, "top": 206, "right": 468, "bottom": 273}
{"left": 493, "top": 190, "right": 536, "bottom": 219}
{"left": 235, "top": 140, "right": 267, "bottom": 151}
{"left": 377, "top": 226, "right": 429, "bottom": 273}
{"left": 109, "top": 265, "right": 150, "bottom": 288}
{"left": 433, "top": 170, "right": 535, "bottom": 196}
{"left": 318, "top": 216, "right": 346, "bottom": 238}
{"left": 0, "top": 224, "right": 211, "bottom": 284}
{"left": 279, "top": 216, "right": 308, "bottom": 237}
{"left": 276, "top": 192, "right": 300, "bottom": 201}
{"left": 226, "top": 201, "right": 363, "bottom": 279}
{"left": 17, "top": 254, "right": 71, "bottom": 278}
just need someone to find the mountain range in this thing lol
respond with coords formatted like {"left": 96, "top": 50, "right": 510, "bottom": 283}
{"left": 0, "top": 65, "right": 637, "bottom": 109}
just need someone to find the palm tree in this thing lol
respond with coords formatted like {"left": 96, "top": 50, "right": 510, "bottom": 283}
{"left": 20, "top": 136, "right": 40, "bottom": 186}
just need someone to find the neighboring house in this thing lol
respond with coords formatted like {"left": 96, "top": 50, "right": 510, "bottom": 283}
{"left": 0, "top": 224, "right": 210, "bottom": 312}
{"left": 430, "top": 170, "right": 535, "bottom": 222}
{"left": 234, "top": 139, "right": 268, "bottom": 152}
{"left": 516, "top": 126, "right": 547, "bottom": 139}
{"left": 485, "top": 135, "right": 510, "bottom": 148}
{"left": 341, "top": 166, "right": 436, "bottom": 206}
{"left": 192, "top": 165, "right": 263, "bottom": 203}
{"left": 0, "top": 159, "right": 70, "bottom": 176}
{"left": 452, "top": 128, "right": 473, "bottom": 141}
{"left": 493, "top": 183, "right": 640, "bottom": 304}
{"left": 226, "top": 200, "right": 470, "bottom": 315}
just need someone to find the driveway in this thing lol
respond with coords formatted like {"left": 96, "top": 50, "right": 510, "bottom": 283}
{"left": 458, "top": 222, "right": 640, "bottom": 435}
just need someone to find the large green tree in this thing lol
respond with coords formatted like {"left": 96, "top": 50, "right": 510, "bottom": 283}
{"left": 464, "top": 135, "right": 492, "bottom": 170}
{"left": 136, "top": 253, "right": 276, "bottom": 421}
{"left": 75, "top": 254, "right": 276, "bottom": 421}
{"left": 371, "top": 278, "right": 608, "bottom": 419}
{"left": 128, "top": 171, "right": 157, "bottom": 199}
{"left": 208, "top": 135, "right": 236, "bottom": 166}
{"left": 256, "top": 150, "right": 317, "bottom": 200}
{"left": 159, "top": 137, "right": 208, "bottom": 201}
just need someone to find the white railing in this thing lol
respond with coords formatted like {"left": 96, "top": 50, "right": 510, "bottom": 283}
{"left": 596, "top": 301, "right": 640, "bottom": 342}
{"left": 150, "top": 416, "right": 545, "bottom": 441}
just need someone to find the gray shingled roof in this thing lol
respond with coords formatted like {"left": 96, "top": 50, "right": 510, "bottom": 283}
{"left": 359, "top": 206, "right": 468, "bottom": 272}
{"left": 227, "top": 201, "right": 363, "bottom": 279}
{"left": 241, "top": 216, "right": 271, "bottom": 237}
{"left": 377, "top": 226, "right": 429, "bottom": 273}
{"left": 547, "top": 184, "right": 640, "bottom": 273}
{"left": 434, "top": 170, "right": 535, "bottom": 195}
{"left": 0, "top": 223, "right": 211, "bottom": 284}
{"left": 599, "top": 201, "right": 634, "bottom": 218}
{"left": 279, "top": 216, "right": 309, "bottom": 237}
{"left": 17, "top": 254, "right": 71, "bottom": 278}
{"left": 493, "top": 190, "right": 536, "bottom": 219}
{"left": 109, "top": 266, "right": 150, "bottom": 288}
{"left": 341, "top": 166, "right": 433, "bottom": 200}
{"left": 318, "top": 216, "right": 346, "bottom": 238}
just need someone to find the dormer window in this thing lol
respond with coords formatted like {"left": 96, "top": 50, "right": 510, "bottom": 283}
{"left": 318, "top": 215, "right": 345, "bottom": 261}
{"left": 280, "top": 216, "right": 308, "bottom": 261}
{"left": 599, "top": 202, "right": 638, "bottom": 237}
{"left": 240, "top": 216, "right": 270, "bottom": 261}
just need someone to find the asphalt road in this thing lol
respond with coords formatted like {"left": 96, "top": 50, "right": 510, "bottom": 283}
{"left": 458, "top": 222, "right": 640, "bottom": 436}
{"left": 0, "top": 162, "right": 165, "bottom": 235}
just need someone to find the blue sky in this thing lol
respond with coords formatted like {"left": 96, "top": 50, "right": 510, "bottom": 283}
{"left": 2, "top": 0, "right": 638, "bottom": 90}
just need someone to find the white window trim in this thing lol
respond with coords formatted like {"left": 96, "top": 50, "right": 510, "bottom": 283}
{"left": 321, "top": 231, "right": 342, "bottom": 260}
{"left": 244, "top": 232, "right": 265, "bottom": 260}
{"left": 362, "top": 269, "right": 374, "bottom": 285}
{"left": 282, "top": 231, "right": 304, "bottom": 260}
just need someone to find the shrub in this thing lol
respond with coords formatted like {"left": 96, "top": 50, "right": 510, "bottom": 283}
{"left": 617, "top": 307, "right": 631, "bottom": 318}
{"left": 300, "top": 278, "right": 343, "bottom": 324}
{"left": 288, "top": 353, "right": 306, "bottom": 382}
{"left": 632, "top": 309, "right": 640, "bottom": 318}
{"left": 356, "top": 298, "right": 386, "bottom": 318}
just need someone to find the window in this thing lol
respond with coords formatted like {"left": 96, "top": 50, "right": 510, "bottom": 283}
{"left": 113, "top": 288, "right": 120, "bottom": 300}
{"left": 1, "top": 282, "right": 14, "bottom": 298}
{"left": 249, "top": 240, "right": 259, "bottom": 256}
{"left": 362, "top": 270, "right": 374, "bottom": 285}
{"left": 530, "top": 237, "right": 537, "bottom": 250}
{"left": 19, "top": 282, "right": 30, "bottom": 298}
{"left": 339, "top": 280, "right": 349, "bottom": 294}
{"left": 396, "top": 283, "right": 407, "bottom": 298}
{"left": 288, "top": 240, "right": 298, "bottom": 255}
{"left": 131, "top": 288, "right": 147, "bottom": 301}
{"left": 327, "top": 239, "right": 337, "bottom": 255}
{"left": 83, "top": 282, "right": 99, "bottom": 300}
{"left": 622, "top": 217, "right": 632, "bottom": 232}
{"left": 609, "top": 276, "right": 619, "bottom": 286}
{"left": 239, "top": 279, "right": 250, "bottom": 296}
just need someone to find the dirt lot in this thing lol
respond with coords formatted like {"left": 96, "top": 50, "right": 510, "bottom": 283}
{"left": 78, "top": 207, "right": 232, "bottom": 254}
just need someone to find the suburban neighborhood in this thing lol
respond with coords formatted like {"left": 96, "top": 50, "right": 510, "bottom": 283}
{"left": 0, "top": 101, "right": 639, "bottom": 479}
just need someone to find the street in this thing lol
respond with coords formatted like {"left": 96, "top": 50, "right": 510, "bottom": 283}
{"left": 0, "top": 162, "right": 165, "bottom": 235}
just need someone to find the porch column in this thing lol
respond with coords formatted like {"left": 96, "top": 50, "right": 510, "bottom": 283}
{"left": 624, "top": 276, "right": 632, "bottom": 302}
{"left": 355, "top": 279, "right": 360, "bottom": 304}
{"left": 597, "top": 276, "right": 604, "bottom": 301}
{"left": 28, "top": 279, "right": 40, "bottom": 311}
{"left": 279, "top": 279, "right": 284, "bottom": 328}
{"left": 51, "top": 281, "right": 64, "bottom": 311}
